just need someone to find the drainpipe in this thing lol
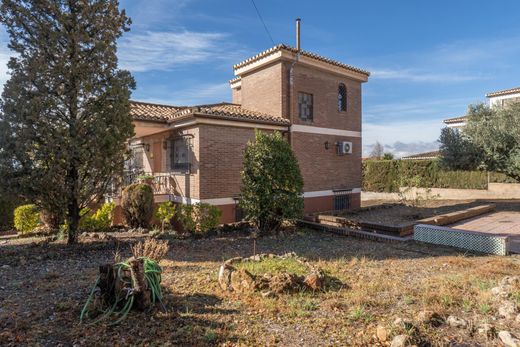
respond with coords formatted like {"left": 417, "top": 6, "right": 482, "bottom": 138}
{"left": 288, "top": 18, "right": 301, "bottom": 148}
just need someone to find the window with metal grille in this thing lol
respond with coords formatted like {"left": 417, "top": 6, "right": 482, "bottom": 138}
{"left": 333, "top": 190, "right": 352, "bottom": 210}
{"left": 338, "top": 83, "right": 347, "bottom": 112}
{"left": 170, "top": 137, "right": 191, "bottom": 172}
{"left": 298, "top": 92, "right": 313, "bottom": 121}
{"left": 126, "top": 146, "right": 144, "bottom": 172}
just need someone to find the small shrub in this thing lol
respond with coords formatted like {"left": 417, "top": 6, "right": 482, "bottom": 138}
{"left": 80, "top": 202, "right": 115, "bottom": 231}
{"left": 177, "top": 203, "right": 222, "bottom": 233}
{"left": 155, "top": 201, "right": 176, "bottom": 232}
{"left": 14, "top": 204, "right": 40, "bottom": 234}
{"left": 121, "top": 183, "right": 154, "bottom": 228}
{"left": 177, "top": 204, "right": 196, "bottom": 233}
{"left": 194, "top": 203, "right": 221, "bottom": 233}
{"left": 240, "top": 130, "right": 304, "bottom": 232}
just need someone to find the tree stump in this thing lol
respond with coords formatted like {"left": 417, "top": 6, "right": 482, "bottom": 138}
{"left": 98, "top": 258, "right": 151, "bottom": 312}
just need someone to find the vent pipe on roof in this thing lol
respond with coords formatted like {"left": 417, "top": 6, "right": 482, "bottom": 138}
{"left": 296, "top": 18, "right": 301, "bottom": 51}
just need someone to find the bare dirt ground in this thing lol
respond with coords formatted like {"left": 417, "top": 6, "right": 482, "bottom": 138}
{"left": 1, "top": 229, "right": 520, "bottom": 346}
{"left": 339, "top": 199, "right": 520, "bottom": 227}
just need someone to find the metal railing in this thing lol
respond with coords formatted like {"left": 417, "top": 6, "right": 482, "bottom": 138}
{"left": 107, "top": 171, "right": 176, "bottom": 197}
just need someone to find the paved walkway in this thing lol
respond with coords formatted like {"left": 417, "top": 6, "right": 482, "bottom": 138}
{"left": 450, "top": 211, "right": 520, "bottom": 254}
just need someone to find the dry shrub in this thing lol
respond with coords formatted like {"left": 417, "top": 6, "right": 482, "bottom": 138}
{"left": 131, "top": 239, "right": 169, "bottom": 262}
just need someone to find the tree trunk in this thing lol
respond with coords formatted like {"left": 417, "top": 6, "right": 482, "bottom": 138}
{"left": 67, "top": 166, "right": 80, "bottom": 245}
{"left": 98, "top": 258, "right": 151, "bottom": 311}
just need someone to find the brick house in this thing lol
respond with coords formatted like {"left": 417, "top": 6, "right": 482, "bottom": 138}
{"left": 443, "top": 86, "right": 520, "bottom": 129}
{"left": 121, "top": 43, "right": 370, "bottom": 224}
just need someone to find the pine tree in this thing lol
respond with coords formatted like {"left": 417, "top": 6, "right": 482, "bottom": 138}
{"left": 0, "top": 1, "right": 135, "bottom": 243}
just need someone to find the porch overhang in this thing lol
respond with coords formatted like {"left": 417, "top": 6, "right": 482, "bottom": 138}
{"left": 133, "top": 120, "right": 170, "bottom": 138}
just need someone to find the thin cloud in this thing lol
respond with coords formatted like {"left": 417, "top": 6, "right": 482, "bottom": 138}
{"left": 368, "top": 35, "right": 520, "bottom": 83}
{"left": 371, "top": 68, "right": 486, "bottom": 83}
{"left": 118, "top": 30, "right": 246, "bottom": 72}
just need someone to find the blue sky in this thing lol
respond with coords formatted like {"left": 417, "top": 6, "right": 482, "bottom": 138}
{"left": 1, "top": 0, "right": 519, "bottom": 156}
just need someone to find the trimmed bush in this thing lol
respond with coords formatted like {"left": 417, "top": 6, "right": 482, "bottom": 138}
{"left": 240, "top": 131, "right": 304, "bottom": 232}
{"left": 362, "top": 160, "right": 400, "bottom": 192}
{"left": 177, "top": 203, "right": 222, "bottom": 233}
{"left": 121, "top": 184, "right": 154, "bottom": 228}
{"left": 362, "top": 159, "right": 493, "bottom": 192}
{"left": 14, "top": 204, "right": 40, "bottom": 234}
{"left": 80, "top": 202, "right": 115, "bottom": 231}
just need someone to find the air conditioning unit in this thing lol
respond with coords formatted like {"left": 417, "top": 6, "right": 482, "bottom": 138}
{"left": 337, "top": 141, "right": 353, "bottom": 155}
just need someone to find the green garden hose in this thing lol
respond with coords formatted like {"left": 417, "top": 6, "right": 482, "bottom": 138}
{"left": 80, "top": 257, "right": 163, "bottom": 325}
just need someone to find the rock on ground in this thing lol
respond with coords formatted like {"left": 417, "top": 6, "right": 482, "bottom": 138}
{"left": 447, "top": 315, "right": 468, "bottom": 328}
{"left": 390, "top": 335, "right": 409, "bottom": 347}
{"left": 498, "top": 301, "right": 518, "bottom": 319}
{"left": 498, "top": 331, "right": 520, "bottom": 347}
{"left": 477, "top": 323, "right": 496, "bottom": 338}
{"left": 376, "top": 325, "right": 388, "bottom": 342}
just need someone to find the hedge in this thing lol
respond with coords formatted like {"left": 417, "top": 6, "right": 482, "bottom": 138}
{"left": 362, "top": 159, "right": 518, "bottom": 192}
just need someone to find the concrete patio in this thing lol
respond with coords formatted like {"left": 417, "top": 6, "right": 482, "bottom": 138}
{"left": 450, "top": 211, "right": 520, "bottom": 254}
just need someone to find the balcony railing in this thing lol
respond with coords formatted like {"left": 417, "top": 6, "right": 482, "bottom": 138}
{"left": 108, "top": 171, "right": 176, "bottom": 197}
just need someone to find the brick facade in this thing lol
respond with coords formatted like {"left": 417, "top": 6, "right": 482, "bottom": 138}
{"left": 130, "top": 45, "right": 368, "bottom": 224}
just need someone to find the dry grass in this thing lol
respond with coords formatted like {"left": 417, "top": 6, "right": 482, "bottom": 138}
{"left": 234, "top": 257, "right": 309, "bottom": 276}
{"left": 130, "top": 239, "right": 169, "bottom": 261}
{"left": 1, "top": 229, "right": 519, "bottom": 346}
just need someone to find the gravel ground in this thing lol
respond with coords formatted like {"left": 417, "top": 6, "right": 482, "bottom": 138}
{"left": 1, "top": 229, "right": 520, "bottom": 346}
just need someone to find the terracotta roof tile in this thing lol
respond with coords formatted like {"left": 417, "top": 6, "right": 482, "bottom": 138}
{"left": 130, "top": 101, "right": 289, "bottom": 126}
{"left": 233, "top": 44, "right": 370, "bottom": 77}
{"left": 402, "top": 151, "right": 440, "bottom": 160}
{"left": 486, "top": 86, "right": 520, "bottom": 98}
{"left": 130, "top": 101, "right": 186, "bottom": 121}
{"left": 443, "top": 116, "right": 468, "bottom": 124}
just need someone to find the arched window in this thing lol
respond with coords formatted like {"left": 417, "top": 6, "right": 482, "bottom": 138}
{"left": 338, "top": 83, "right": 347, "bottom": 112}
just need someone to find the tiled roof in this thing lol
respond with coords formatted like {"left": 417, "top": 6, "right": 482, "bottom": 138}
{"left": 402, "top": 151, "right": 440, "bottom": 160}
{"left": 233, "top": 44, "right": 370, "bottom": 77}
{"left": 228, "top": 76, "right": 241, "bottom": 84}
{"left": 443, "top": 116, "right": 468, "bottom": 124}
{"left": 130, "top": 101, "right": 290, "bottom": 126}
{"left": 130, "top": 101, "right": 187, "bottom": 121}
{"left": 486, "top": 86, "right": 520, "bottom": 98}
{"left": 170, "top": 103, "right": 290, "bottom": 125}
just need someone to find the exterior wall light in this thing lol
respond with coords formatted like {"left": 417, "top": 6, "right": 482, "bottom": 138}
{"left": 163, "top": 140, "right": 168, "bottom": 150}
{"left": 144, "top": 143, "right": 150, "bottom": 152}
{"left": 324, "top": 141, "right": 330, "bottom": 150}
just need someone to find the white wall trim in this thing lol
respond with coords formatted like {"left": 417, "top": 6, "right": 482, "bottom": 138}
{"left": 291, "top": 124, "right": 361, "bottom": 138}
{"left": 157, "top": 189, "right": 361, "bottom": 206}
{"left": 167, "top": 117, "right": 288, "bottom": 131}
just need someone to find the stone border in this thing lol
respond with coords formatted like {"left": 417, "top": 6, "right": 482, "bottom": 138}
{"left": 218, "top": 252, "right": 327, "bottom": 295}
{"left": 414, "top": 224, "right": 509, "bottom": 255}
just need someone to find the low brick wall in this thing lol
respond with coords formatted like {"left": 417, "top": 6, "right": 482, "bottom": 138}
{"left": 414, "top": 224, "right": 510, "bottom": 255}
{"left": 362, "top": 183, "right": 520, "bottom": 201}
{"left": 314, "top": 204, "right": 495, "bottom": 237}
